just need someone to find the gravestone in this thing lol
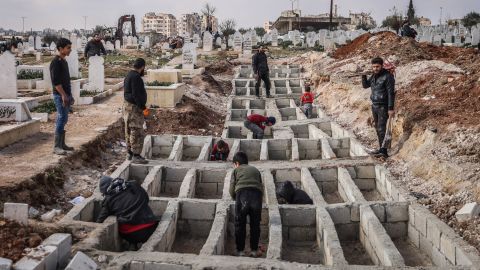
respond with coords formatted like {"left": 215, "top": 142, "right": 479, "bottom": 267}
{"left": 28, "top": 36, "right": 35, "bottom": 50}
{"left": 105, "top": 41, "right": 114, "bottom": 51}
{"left": 88, "top": 56, "right": 104, "bottom": 92}
{"left": 182, "top": 42, "right": 196, "bottom": 70}
{"left": 193, "top": 34, "right": 200, "bottom": 48}
{"left": 271, "top": 28, "right": 278, "bottom": 47}
{"left": 144, "top": 36, "right": 151, "bottom": 49}
{"left": 433, "top": 35, "right": 442, "bottom": 46}
{"left": 133, "top": 36, "right": 138, "bottom": 45}
{"left": 471, "top": 26, "right": 479, "bottom": 46}
{"left": 292, "top": 30, "right": 301, "bottom": 46}
{"left": 35, "top": 36, "right": 42, "bottom": 50}
{"left": 81, "top": 36, "right": 87, "bottom": 50}
{"left": 50, "top": 42, "right": 56, "bottom": 51}
{"left": 70, "top": 34, "right": 77, "bottom": 50}
{"left": 203, "top": 32, "right": 213, "bottom": 51}
{"left": 122, "top": 36, "right": 128, "bottom": 47}
{"left": 233, "top": 31, "right": 243, "bottom": 52}
{"left": 76, "top": 38, "right": 82, "bottom": 52}
{"left": 216, "top": 37, "right": 222, "bottom": 47}
{"left": 115, "top": 40, "right": 121, "bottom": 50}
{"left": 127, "top": 36, "right": 133, "bottom": 46}
{"left": 243, "top": 34, "right": 252, "bottom": 55}
{"left": 0, "top": 52, "right": 17, "bottom": 99}
{"left": 251, "top": 32, "right": 258, "bottom": 45}
{"left": 67, "top": 51, "right": 80, "bottom": 79}
{"left": 306, "top": 32, "right": 316, "bottom": 47}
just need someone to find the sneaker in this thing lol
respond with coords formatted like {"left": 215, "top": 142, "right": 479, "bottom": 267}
{"left": 236, "top": 250, "right": 245, "bottom": 256}
{"left": 368, "top": 149, "right": 381, "bottom": 155}
{"left": 374, "top": 148, "right": 389, "bottom": 158}
{"left": 132, "top": 154, "right": 148, "bottom": 164}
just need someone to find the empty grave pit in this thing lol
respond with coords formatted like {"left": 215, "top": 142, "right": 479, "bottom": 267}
{"left": 170, "top": 201, "right": 216, "bottom": 254}
{"left": 239, "top": 140, "right": 262, "bottom": 161}
{"left": 114, "top": 163, "right": 153, "bottom": 184}
{"left": 275, "top": 99, "right": 291, "bottom": 109}
{"left": 194, "top": 169, "right": 227, "bottom": 199}
{"left": 234, "top": 80, "right": 248, "bottom": 88}
{"left": 230, "top": 109, "right": 248, "bottom": 121}
{"left": 291, "top": 124, "right": 309, "bottom": 138}
{"left": 267, "top": 139, "right": 292, "bottom": 161}
{"left": 309, "top": 167, "right": 347, "bottom": 204}
{"left": 289, "top": 80, "right": 301, "bottom": 87}
{"left": 291, "top": 87, "right": 303, "bottom": 94}
{"left": 275, "top": 87, "right": 288, "bottom": 95}
{"left": 225, "top": 204, "right": 269, "bottom": 257}
{"left": 274, "top": 80, "right": 287, "bottom": 88}
{"left": 148, "top": 167, "right": 189, "bottom": 198}
{"left": 227, "top": 126, "right": 246, "bottom": 139}
{"left": 280, "top": 206, "right": 324, "bottom": 264}
{"left": 249, "top": 99, "right": 265, "bottom": 109}
{"left": 297, "top": 139, "right": 323, "bottom": 160}
{"left": 235, "top": 87, "right": 247, "bottom": 96}
{"left": 279, "top": 108, "right": 298, "bottom": 121}
{"left": 231, "top": 99, "right": 247, "bottom": 109}
{"left": 150, "top": 135, "right": 177, "bottom": 159}
{"left": 180, "top": 136, "right": 210, "bottom": 161}
{"left": 345, "top": 165, "right": 385, "bottom": 202}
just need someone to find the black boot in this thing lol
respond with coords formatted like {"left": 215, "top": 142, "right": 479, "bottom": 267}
{"left": 369, "top": 149, "right": 381, "bottom": 155}
{"left": 132, "top": 154, "right": 148, "bottom": 164}
{"left": 53, "top": 134, "right": 67, "bottom": 155}
{"left": 127, "top": 150, "right": 133, "bottom": 161}
{"left": 61, "top": 131, "right": 74, "bottom": 151}
{"left": 374, "top": 148, "right": 389, "bottom": 158}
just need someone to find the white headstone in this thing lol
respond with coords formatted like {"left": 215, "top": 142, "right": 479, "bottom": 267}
{"left": 243, "top": 34, "right": 252, "bottom": 55}
{"left": 203, "top": 32, "right": 213, "bottom": 51}
{"left": 471, "top": 26, "right": 480, "bottom": 46}
{"left": 66, "top": 51, "right": 80, "bottom": 79}
{"left": 76, "top": 38, "right": 82, "bottom": 52}
{"left": 292, "top": 30, "right": 301, "bottom": 46}
{"left": 35, "top": 36, "right": 42, "bottom": 50}
{"left": 216, "top": 37, "right": 222, "bottom": 46}
{"left": 0, "top": 52, "right": 17, "bottom": 99}
{"left": 0, "top": 100, "right": 32, "bottom": 122}
{"left": 88, "top": 56, "right": 104, "bottom": 92}
{"left": 122, "top": 36, "right": 128, "bottom": 47}
{"left": 81, "top": 36, "right": 87, "bottom": 50}
{"left": 28, "top": 36, "right": 35, "bottom": 50}
{"left": 133, "top": 36, "right": 138, "bottom": 45}
{"left": 271, "top": 29, "right": 278, "bottom": 47}
{"left": 144, "top": 36, "right": 151, "bottom": 49}
{"left": 306, "top": 32, "right": 316, "bottom": 47}
{"left": 127, "top": 36, "right": 133, "bottom": 46}
{"left": 115, "top": 40, "right": 121, "bottom": 50}
{"left": 193, "top": 34, "right": 200, "bottom": 48}
{"left": 233, "top": 31, "right": 243, "bottom": 52}
{"left": 36, "top": 52, "right": 42, "bottom": 62}
{"left": 49, "top": 42, "right": 56, "bottom": 51}
{"left": 70, "top": 34, "right": 77, "bottom": 50}
{"left": 182, "top": 42, "right": 196, "bottom": 70}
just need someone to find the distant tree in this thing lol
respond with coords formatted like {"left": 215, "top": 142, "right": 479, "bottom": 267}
{"left": 219, "top": 19, "right": 237, "bottom": 47}
{"left": 254, "top": 27, "right": 266, "bottom": 37}
{"left": 407, "top": 0, "right": 415, "bottom": 24}
{"left": 201, "top": 3, "right": 216, "bottom": 32}
{"left": 356, "top": 23, "right": 375, "bottom": 31}
{"left": 382, "top": 7, "right": 404, "bottom": 31}
{"left": 462, "top": 12, "right": 480, "bottom": 30}
{"left": 305, "top": 26, "right": 316, "bottom": 32}
{"left": 43, "top": 34, "right": 59, "bottom": 45}
{"left": 238, "top": 28, "right": 249, "bottom": 34}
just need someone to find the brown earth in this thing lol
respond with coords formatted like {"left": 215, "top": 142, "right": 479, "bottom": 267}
{"left": 146, "top": 96, "right": 225, "bottom": 137}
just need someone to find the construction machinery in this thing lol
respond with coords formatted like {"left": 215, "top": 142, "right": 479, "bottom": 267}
{"left": 115, "top": 15, "right": 137, "bottom": 45}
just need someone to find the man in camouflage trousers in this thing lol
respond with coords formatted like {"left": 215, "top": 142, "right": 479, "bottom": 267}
{"left": 123, "top": 58, "right": 148, "bottom": 164}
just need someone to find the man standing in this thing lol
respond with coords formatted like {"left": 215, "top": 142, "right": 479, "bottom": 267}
{"left": 84, "top": 33, "right": 106, "bottom": 59}
{"left": 123, "top": 58, "right": 148, "bottom": 164}
{"left": 50, "top": 38, "right": 75, "bottom": 155}
{"left": 362, "top": 57, "right": 395, "bottom": 158}
{"left": 252, "top": 46, "right": 271, "bottom": 98}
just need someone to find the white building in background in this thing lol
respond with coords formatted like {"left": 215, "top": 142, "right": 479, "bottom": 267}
{"left": 264, "top": 21, "right": 273, "bottom": 33}
{"left": 201, "top": 15, "right": 219, "bottom": 33}
{"left": 177, "top": 13, "right": 202, "bottom": 37}
{"left": 142, "top": 12, "right": 178, "bottom": 37}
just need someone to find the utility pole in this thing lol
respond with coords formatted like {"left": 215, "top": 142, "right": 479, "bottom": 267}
{"left": 21, "top": 17, "right": 27, "bottom": 34}
{"left": 82, "top": 16, "right": 88, "bottom": 31}
{"left": 439, "top": 7, "right": 443, "bottom": 26}
{"left": 329, "top": 0, "right": 334, "bottom": 31}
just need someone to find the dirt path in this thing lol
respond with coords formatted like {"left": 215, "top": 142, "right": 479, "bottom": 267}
{"left": 0, "top": 93, "right": 123, "bottom": 189}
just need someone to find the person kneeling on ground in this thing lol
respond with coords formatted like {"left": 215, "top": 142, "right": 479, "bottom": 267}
{"left": 96, "top": 176, "right": 159, "bottom": 250}
{"left": 300, "top": 86, "right": 315, "bottom": 119}
{"left": 244, "top": 114, "right": 276, "bottom": 139}
{"left": 276, "top": 180, "right": 313, "bottom": 204}
{"left": 210, "top": 139, "right": 230, "bottom": 161}
{"left": 230, "top": 152, "right": 263, "bottom": 258}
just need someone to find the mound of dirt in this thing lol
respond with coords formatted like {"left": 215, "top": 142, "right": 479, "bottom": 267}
{"left": 191, "top": 73, "right": 231, "bottom": 95}
{"left": 146, "top": 96, "right": 225, "bottom": 136}
{"left": 205, "top": 60, "right": 235, "bottom": 75}
{"left": 0, "top": 219, "right": 49, "bottom": 262}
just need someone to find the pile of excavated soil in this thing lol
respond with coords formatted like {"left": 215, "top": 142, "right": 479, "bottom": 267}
{"left": 146, "top": 96, "right": 225, "bottom": 137}
{"left": 191, "top": 72, "right": 232, "bottom": 95}
{"left": 0, "top": 219, "right": 54, "bottom": 262}
{"left": 204, "top": 60, "right": 235, "bottom": 75}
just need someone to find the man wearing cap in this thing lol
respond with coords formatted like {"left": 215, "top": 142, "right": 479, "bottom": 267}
{"left": 96, "top": 176, "right": 159, "bottom": 250}
{"left": 123, "top": 58, "right": 148, "bottom": 164}
{"left": 244, "top": 114, "right": 276, "bottom": 139}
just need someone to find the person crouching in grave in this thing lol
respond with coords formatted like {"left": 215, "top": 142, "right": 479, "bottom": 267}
{"left": 96, "top": 176, "right": 160, "bottom": 250}
{"left": 243, "top": 114, "right": 276, "bottom": 139}
{"left": 276, "top": 180, "right": 313, "bottom": 205}
{"left": 300, "top": 85, "right": 315, "bottom": 119}
{"left": 210, "top": 139, "right": 230, "bottom": 161}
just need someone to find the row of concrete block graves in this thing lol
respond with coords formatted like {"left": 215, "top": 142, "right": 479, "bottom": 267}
{"left": 0, "top": 51, "right": 123, "bottom": 149}
{"left": 32, "top": 64, "right": 480, "bottom": 269}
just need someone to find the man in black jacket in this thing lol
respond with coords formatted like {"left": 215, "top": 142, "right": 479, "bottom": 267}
{"left": 96, "top": 176, "right": 159, "bottom": 249}
{"left": 84, "top": 33, "right": 106, "bottom": 59}
{"left": 362, "top": 57, "right": 395, "bottom": 158}
{"left": 276, "top": 181, "right": 313, "bottom": 204}
{"left": 252, "top": 46, "right": 271, "bottom": 98}
{"left": 123, "top": 58, "right": 148, "bottom": 164}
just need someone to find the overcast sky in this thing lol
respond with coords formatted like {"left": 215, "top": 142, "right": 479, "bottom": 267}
{"left": 1, "top": 0, "right": 479, "bottom": 31}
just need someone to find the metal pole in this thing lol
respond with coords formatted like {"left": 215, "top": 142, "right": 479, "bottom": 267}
{"left": 21, "top": 17, "right": 26, "bottom": 33}
{"left": 83, "top": 16, "right": 87, "bottom": 30}
{"left": 439, "top": 7, "right": 443, "bottom": 26}
{"left": 329, "top": 0, "right": 334, "bottom": 31}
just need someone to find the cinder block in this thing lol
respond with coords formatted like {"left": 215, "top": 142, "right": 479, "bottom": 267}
{"left": 42, "top": 234, "right": 72, "bottom": 268}
{"left": 455, "top": 245, "right": 474, "bottom": 266}
{"left": 13, "top": 257, "right": 43, "bottom": 270}
{"left": 181, "top": 201, "right": 216, "bottom": 220}
{"left": 426, "top": 218, "right": 441, "bottom": 249}
{"left": 408, "top": 223, "right": 420, "bottom": 248}
{"left": 419, "top": 234, "right": 433, "bottom": 260}
{"left": 384, "top": 222, "right": 407, "bottom": 239}
{"left": 440, "top": 233, "right": 456, "bottom": 264}
{"left": 353, "top": 178, "right": 376, "bottom": 190}
{"left": 65, "top": 251, "right": 97, "bottom": 270}
{"left": 15, "top": 245, "right": 57, "bottom": 270}
{"left": 432, "top": 246, "right": 451, "bottom": 267}
{"left": 130, "top": 261, "right": 145, "bottom": 270}
{"left": 289, "top": 227, "right": 316, "bottom": 241}
{"left": 280, "top": 207, "right": 316, "bottom": 226}
{"left": 355, "top": 165, "right": 376, "bottom": 179}
{"left": 351, "top": 205, "right": 360, "bottom": 222}
{"left": 455, "top": 202, "right": 480, "bottom": 222}
{"left": 414, "top": 209, "right": 427, "bottom": 236}
{"left": 327, "top": 205, "right": 351, "bottom": 224}
{"left": 3, "top": 202, "right": 28, "bottom": 225}
{"left": 0, "top": 258, "right": 12, "bottom": 270}
{"left": 370, "top": 204, "right": 386, "bottom": 222}
{"left": 386, "top": 204, "right": 409, "bottom": 222}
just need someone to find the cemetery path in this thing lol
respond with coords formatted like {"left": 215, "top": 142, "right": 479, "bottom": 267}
{"left": 0, "top": 92, "right": 123, "bottom": 190}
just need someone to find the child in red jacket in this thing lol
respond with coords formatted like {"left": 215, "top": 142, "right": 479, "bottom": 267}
{"left": 210, "top": 140, "right": 230, "bottom": 161}
{"left": 300, "top": 86, "right": 315, "bottom": 119}
{"left": 243, "top": 114, "right": 276, "bottom": 139}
